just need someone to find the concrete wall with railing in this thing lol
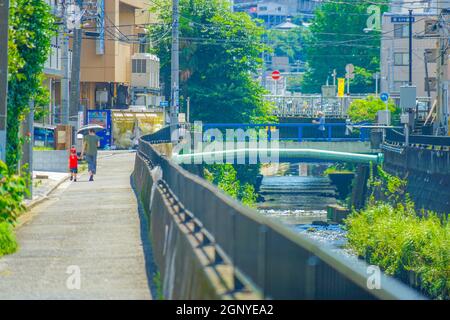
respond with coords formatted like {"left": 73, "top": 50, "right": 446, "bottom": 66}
{"left": 133, "top": 137, "right": 426, "bottom": 300}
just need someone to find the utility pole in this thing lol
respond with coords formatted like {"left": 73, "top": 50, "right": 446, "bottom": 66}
{"left": 170, "top": 0, "right": 180, "bottom": 142}
{"left": 60, "top": 0, "right": 70, "bottom": 124}
{"left": 408, "top": 9, "right": 413, "bottom": 86}
{"left": 435, "top": 5, "right": 449, "bottom": 135}
{"left": 424, "top": 51, "right": 431, "bottom": 102}
{"left": 0, "top": 0, "right": 9, "bottom": 162}
{"left": 186, "top": 97, "right": 190, "bottom": 124}
{"left": 21, "top": 101, "right": 34, "bottom": 199}
{"left": 69, "top": 0, "right": 83, "bottom": 129}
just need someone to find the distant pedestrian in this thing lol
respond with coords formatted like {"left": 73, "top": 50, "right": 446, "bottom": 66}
{"left": 69, "top": 146, "right": 78, "bottom": 182}
{"left": 312, "top": 111, "right": 326, "bottom": 139}
{"left": 81, "top": 129, "right": 100, "bottom": 182}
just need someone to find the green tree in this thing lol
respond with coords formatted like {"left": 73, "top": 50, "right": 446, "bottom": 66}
{"left": 6, "top": 0, "right": 55, "bottom": 171}
{"left": 267, "top": 27, "right": 304, "bottom": 64}
{"left": 347, "top": 95, "right": 398, "bottom": 123}
{"left": 148, "top": 0, "right": 274, "bottom": 124}
{"left": 302, "top": 1, "right": 388, "bottom": 93}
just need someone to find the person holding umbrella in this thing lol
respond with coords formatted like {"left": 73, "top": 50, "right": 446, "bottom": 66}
{"left": 80, "top": 128, "right": 100, "bottom": 181}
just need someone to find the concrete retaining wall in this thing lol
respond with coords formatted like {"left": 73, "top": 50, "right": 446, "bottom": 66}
{"left": 133, "top": 153, "right": 253, "bottom": 299}
{"left": 33, "top": 150, "right": 68, "bottom": 172}
{"left": 383, "top": 147, "right": 450, "bottom": 214}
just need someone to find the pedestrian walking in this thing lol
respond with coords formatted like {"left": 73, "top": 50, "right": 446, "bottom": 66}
{"left": 69, "top": 146, "right": 78, "bottom": 182}
{"left": 81, "top": 129, "right": 100, "bottom": 181}
{"left": 312, "top": 111, "right": 326, "bottom": 139}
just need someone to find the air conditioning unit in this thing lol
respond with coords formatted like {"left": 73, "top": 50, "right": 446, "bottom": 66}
{"left": 131, "top": 53, "right": 160, "bottom": 89}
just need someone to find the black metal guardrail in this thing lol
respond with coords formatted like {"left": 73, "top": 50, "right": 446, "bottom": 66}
{"left": 386, "top": 129, "right": 450, "bottom": 147}
{"left": 142, "top": 125, "right": 172, "bottom": 144}
{"left": 135, "top": 134, "right": 426, "bottom": 300}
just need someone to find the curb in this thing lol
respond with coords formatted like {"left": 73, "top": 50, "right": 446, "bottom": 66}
{"left": 24, "top": 175, "right": 71, "bottom": 211}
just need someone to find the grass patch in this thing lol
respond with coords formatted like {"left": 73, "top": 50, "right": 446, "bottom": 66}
{"left": 153, "top": 271, "right": 164, "bottom": 300}
{"left": 345, "top": 202, "right": 449, "bottom": 300}
{"left": 0, "top": 222, "right": 18, "bottom": 257}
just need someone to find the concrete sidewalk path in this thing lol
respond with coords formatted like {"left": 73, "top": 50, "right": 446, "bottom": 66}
{"left": 0, "top": 152, "right": 152, "bottom": 299}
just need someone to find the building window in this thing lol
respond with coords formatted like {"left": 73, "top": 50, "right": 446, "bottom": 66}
{"left": 259, "top": 6, "right": 267, "bottom": 11}
{"left": 394, "top": 52, "right": 409, "bottom": 66}
{"left": 132, "top": 59, "right": 147, "bottom": 73}
{"left": 394, "top": 24, "right": 409, "bottom": 38}
{"left": 425, "top": 77, "right": 437, "bottom": 92}
{"left": 424, "top": 20, "right": 438, "bottom": 35}
{"left": 138, "top": 33, "right": 149, "bottom": 53}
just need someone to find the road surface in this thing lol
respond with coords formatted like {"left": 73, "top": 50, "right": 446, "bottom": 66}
{"left": 0, "top": 152, "right": 152, "bottom": 299}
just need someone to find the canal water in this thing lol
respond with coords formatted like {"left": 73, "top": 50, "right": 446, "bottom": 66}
{"left": 257, "top": 167, "right": 350, "bottom": 251}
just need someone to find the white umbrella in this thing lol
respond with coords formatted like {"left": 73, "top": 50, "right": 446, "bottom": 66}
{"left": 77, "top": 124, "right": 104, "bottom": 135}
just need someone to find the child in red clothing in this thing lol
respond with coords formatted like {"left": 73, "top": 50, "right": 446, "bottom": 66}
{"left": 69, "top": 146, "right": 78, "bottom": 182}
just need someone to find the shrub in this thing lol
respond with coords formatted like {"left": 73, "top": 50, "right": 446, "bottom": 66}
{"left": 348, "top": 95, "right": 399, "bottom": 123}
{"left": 204, "top": 164, "right": 257, "bottom": 207}
{"left": 345, "top": 202, "right": 449, "bottom": 300}
{"left": 0, "top": 161, "right": 29, "bottom": 224}
{"left": 0, "top": 222, "right": 18, "bottom": 257}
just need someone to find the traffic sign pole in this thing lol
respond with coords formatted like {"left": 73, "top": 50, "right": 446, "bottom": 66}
{"left": 271, "top": 70, "right": 281, "bottom": 96}
{"left": 380, "top": 92, "right": 389, "bottom": 111}
{"left": 345, "top": 64, "right": 354, "bottom": 96}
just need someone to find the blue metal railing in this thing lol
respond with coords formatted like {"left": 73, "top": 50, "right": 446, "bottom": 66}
{"left": 142, "top": 122, "right": 371, "bottom": 144}
{"left": 202, "top": 123, "right": 370, "bottom": 142}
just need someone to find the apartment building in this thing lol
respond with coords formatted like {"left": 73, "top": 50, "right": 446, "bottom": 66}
{"left": 42, "top": 0, "right": 160, "bottom": 126}
{"left": 380, "top": 12, "right": 439, "bottom": 99}
{"left": 380, "top": 5, "right": 450, "bottom": 135}
{"left": 79, "top": 0, "right": 159, "bottom": 110}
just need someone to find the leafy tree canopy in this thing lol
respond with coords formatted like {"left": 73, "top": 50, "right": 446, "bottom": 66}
{"left": 267, "top": 27, "right": 304, "bottom": 64}
{"left": 302, "top": 1, "right": 388, "bottom": 93}
{"left": 148, "top": 0, "right": 275, "bottom": 124}
{"left": 7, "top": 0, "right": 55, "bottom": 171}
{"left": 347, "top": 95, "right": 398, "bottom": 123}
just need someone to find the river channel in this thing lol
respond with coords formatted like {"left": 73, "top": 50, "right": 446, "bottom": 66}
{"left": 256, "top": 164, "right": 351, "bottom": 252}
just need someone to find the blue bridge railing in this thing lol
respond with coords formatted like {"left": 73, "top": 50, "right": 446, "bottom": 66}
{"left": 201, "top": 122, "right": 370, "bottom": 142}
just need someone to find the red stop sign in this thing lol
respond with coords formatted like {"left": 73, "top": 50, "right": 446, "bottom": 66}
{"left": 271, "top": 70, "right": 281, "bottom": 81}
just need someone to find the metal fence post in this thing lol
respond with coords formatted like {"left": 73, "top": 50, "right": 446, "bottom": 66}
{"left": 258, "top": 225, "right": 268, "bottom": 298}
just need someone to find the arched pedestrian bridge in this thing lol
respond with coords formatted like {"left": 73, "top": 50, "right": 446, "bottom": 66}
{"left": 149, "top": 122, "right": 382, "bottom": 164}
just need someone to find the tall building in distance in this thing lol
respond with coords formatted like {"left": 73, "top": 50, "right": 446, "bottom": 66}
{"left": 380, "top": 11, "right": 439, "bottom": 98}
{"left": 380, "top": 1, "right": 450, "bottom": 135}
{"left": 233, "top": 0, "right": 320, "bottom": 27}
{"left": 390, "top": 0, "right": 450, "bottom": 14}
